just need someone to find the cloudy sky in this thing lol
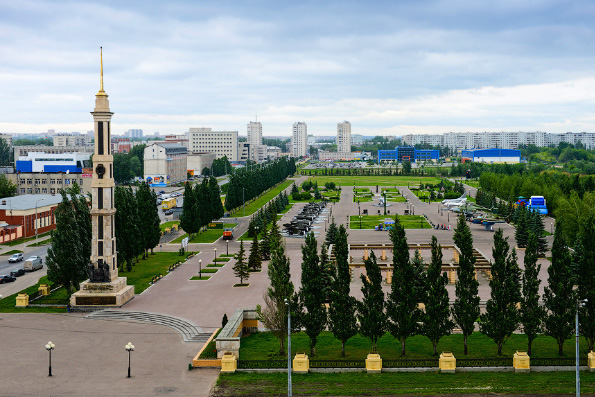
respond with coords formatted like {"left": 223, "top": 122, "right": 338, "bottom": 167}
{"left": 1, "top": 0, "right": 595, "bottom": 137}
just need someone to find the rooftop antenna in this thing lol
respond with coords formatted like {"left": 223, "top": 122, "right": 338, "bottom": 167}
{"left": 255, "top": 115, "right": 258, "bottom": 123}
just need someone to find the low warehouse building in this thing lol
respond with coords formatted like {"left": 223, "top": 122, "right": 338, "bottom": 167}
{"left": 461, "top": 148, "right": 521, "bottom": 164}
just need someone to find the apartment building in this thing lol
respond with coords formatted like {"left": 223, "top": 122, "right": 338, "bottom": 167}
{"left": 291, "top": 122, "right": 308, "bottom": 157}
{"left": 53, "top": 134, "right": 93, "bottom": 147}
{"left": 337, "top": 121, "right": 352, "bottom": 153}
{"left": 8, "top": 172, "right": 91, "bottom": 196}
{"left": 188, "top": 128, "right": 238, "bottom": 161}
{"left": 143, "top": 143, "right": 188, "bottom": 186}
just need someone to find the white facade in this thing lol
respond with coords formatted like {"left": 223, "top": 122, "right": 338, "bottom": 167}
{"left": 144, "top": 143, "right": 188, "bottom": 186}
{"left": 247, "top": 121, "right": 262, "bottom": 161}
{"left": 292, "top": 122, "right": 308, "bottom": 157}
{"left": 17, "top": 152, "right": 90, "bottom": 173}
{"left": 124, "top": 129, "right": 143, "bottom": 139}
{"left": 188, "top": 128, "right": 238, "bottom": 161}
{"left": 337, "top": 121, "right": 351, "bottom": 153}
{"left": 53, "top": 134, "right": 93, "bottom": 147}
{"left": 238, "top": 142, "right": 250, "bottom": 162}
{"left": 187, "top": 152, "right": 216, "bottom": 176}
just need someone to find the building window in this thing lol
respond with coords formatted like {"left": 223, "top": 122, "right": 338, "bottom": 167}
{"left": 20, "top": 188, "right": 25, "bottom": 194}
{"left": 42, "top": 188, "right": 47, "bottom": 193}
{"left": 27, "top": 179, "right": 32, "bottom": 185}
{"left": 50, "top": 188, "right": 55, "bottom": 194}
{"left": 42, "top": 180, "right": 47, "bottom": 184}
{"left": 35, "top": 188, "right": 40, "bottom": 193}
{"left": 27, "top": 188, "right": 32, "bottom": 194}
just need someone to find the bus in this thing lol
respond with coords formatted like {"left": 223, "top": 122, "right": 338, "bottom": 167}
{"left": 161, "top": 198, "right": 177, "bottom": 211}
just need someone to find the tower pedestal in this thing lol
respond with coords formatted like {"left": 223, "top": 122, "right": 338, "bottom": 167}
{"left": 71, "top": 277, "right": 134, "bottom": 307}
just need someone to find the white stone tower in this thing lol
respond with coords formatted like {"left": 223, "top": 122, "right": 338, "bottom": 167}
{"left": 71, "top": 48, "right": 134, "bottom": 307}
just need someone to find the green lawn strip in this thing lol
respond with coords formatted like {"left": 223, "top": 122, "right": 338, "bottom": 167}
{"left": 215, "top": 257, "right": 231, "bottom": 262}
{"left": 27, "top": 238, "right": 52, "bottom": 247}
{"left": 171, "top": 224, "right": 237, "bottom": 244}
{"left": 465, "top": 180, "right": 481, "bottom": 188}
{"left": 240, "top": 331, "right": 591, "bottom": 361}
{"left": 216, "top": 371, "right": 595, "bottom": 396}
{"left": 237, "top": 180, "right": 293, "bottom": 216}
{"left": 0, "top": 249, "right": 23, "bottom": 255}
{"left": 198, "top": 268, "right": 218, "bottom": 273}
{"left": 0, "top": 275, "right": 65, "bottom": 313}
{"left": 386, "top": 196, "right": 406, "bottom": 202}
{"left": 120, "top": 252, "right": 189, "bottom": 294}
{"left": 159, "top": 221, "right": 180, "bottom": 233}
{"left": 1, "top": 231, "right": 52, "bottom": 246}
{"left": 190, "top": 276, "right": 211, "bottom": 280}
{"left": 198, "top": 329, "right": 222, "bottom": 359}
{"left": 349, "top": 215, "right": 431, "bottom": 229}
{"left": 306, "top": 176, "right": 442, "bottom": 187}
{"left": 288, "top": 197, "right": 324, "bottom": 204}
{"left": 238, "top": 230, "right": 267, "bottom": 241}
{"left": 220, "top": 254, "right": 235, "bottom": 257}
{"left": 207, "top": 263, "right": 225, "bottom": 268}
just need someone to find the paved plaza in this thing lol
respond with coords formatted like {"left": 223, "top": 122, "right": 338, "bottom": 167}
{"left": 0, "top": 177, "right": 553, "bottom": 396}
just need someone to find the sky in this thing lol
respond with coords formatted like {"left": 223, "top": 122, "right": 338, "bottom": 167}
{"left": 1, "top": 0, "right": 595, "bottom": 137}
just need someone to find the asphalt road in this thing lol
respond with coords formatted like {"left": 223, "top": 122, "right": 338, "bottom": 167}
{"left": 0, "top": 242, "right": 50, "bottom": 297}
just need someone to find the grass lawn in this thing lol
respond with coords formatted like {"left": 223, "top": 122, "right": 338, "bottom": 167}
{"left": 350, "top": 215, "right": 431, "bottom": 229}
{"left": 27, "top": 238, "right": 52, "bottom": 247}
{"left": 0, "top": 275, "right": 65, "bottom": 313}
{"left": 207, "top": 263, "right": 225, "bottom": 268}
{"left": 465, "top": 180, "right": 481, "bottom": 188}
{"left": 306, "top": 176, "right": 442, "bottom": 187}
{"left": 171, "top": 223, "right": 236, "bottom": 244}
{"left": 236, "top": 180, "right": 293, "bottom": 216}
{"left": 215, "top": 257, "right": 231, "bottom": 262}
{"left": 215, "top": 371, "right": 595, "bottom": 396}
{"left": 412, "top": 190, "right": 442, "bottom": 203}
{"left": 353, "top": 195, "right": 373, "bottom": 202}
{"left": 2, "top": 231, "right": 52, "bottom": 246}
{"left": 190, "top": 276, "right": 211, "bottom": 281}
{"left": 198, "top": 268, "right": 218, "bottom": 273}
{"left": 240, "top": 331, "right": 591, "bottom": 361}
{"left": 120, "top": 252, "right": 188, "bottom": 294}
{"left": 0, "top": 249, "right": 23, "bottom": 255}
{"left": 159, "top": 221, "right": 180, "bottom": 233}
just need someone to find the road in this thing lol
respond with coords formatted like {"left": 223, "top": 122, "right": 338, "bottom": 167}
{"left": 0, "top": 241, "right": 50, "bottom": 297}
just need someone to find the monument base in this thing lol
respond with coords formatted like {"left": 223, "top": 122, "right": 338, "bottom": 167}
{"left": 70, "top": 277, "right": 135, "bottom": 307}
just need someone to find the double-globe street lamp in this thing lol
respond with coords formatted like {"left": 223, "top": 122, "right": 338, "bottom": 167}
{"left": 125, "top": 342, "right": 135, "bottom": 378}
{"left": 45, "top": 341, "right": 55, "bottom": 376}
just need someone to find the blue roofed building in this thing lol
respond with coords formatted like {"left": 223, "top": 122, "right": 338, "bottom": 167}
{"left": 378, "top": 146, "right": 439, "bottom": 163}
{"left": 461, "top": 148, "right": 521, "bottom": 164}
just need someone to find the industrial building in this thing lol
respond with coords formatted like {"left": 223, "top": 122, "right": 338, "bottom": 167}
{"left": 461, "top": 148, "right": 521, "bottom": 164}
{"left": 377, "top": 147, "right": 440, "bottom": 162}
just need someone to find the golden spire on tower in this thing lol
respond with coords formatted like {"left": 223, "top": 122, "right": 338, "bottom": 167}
{"left": 96, "top": 46, "right": 107, "bottom": 97}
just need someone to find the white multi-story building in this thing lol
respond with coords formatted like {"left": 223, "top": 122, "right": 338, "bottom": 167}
{"left": 53, "top": 133, "right": 92, "bottom": 147}
{"left": 337, "top": 121, "right": 352, "bottom": 153}
{"left": 144, "top": 143, "right": 188, "bottom": 186}
{"left": 0, "top": 133, "right": 13, "bottom": 147}
{"left": 124, "top": 129, "right": 143, "bottom": 139}
{"left": 247, "top": 121, "right": 262, "bottom": 148}
{"left": 188, "top": 127, "right": 238, "bottom": 161}
{"left": 292, "top": 122, "right": 308, "bottom": 157}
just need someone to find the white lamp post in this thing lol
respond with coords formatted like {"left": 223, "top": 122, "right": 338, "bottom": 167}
{"left": 214, "top": 248, "right": 217, "bottom": 264}
{"left": 125, "top": 342, "right": 135, "bottom": 378}
{"left": 199, "top": 259, "right": 202, "bottom": 278}
{"left": 45, "top": 341, "right": 55, "bottom": 376}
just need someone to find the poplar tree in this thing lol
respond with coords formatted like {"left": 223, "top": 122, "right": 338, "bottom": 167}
{"left": 47, "top": 192, "right": 88, "bottom": 295}
{"left": 411, "top": 249, "right": 426, "bottom": 303}
{"left": 358, "top": 251, "right": 386, "bottom": 353}
{"left": 423, "top": 236, "right": 454, "bottom": 355}
{"left": 248, "top": 234, "right": 262, "bottom": 272}
{"left": 480, "top": 228, "right": 521, "bottom": 355}
{"left": 209, "top": 175, "right": 225, "bottom": 220}
{"left": 515, "top": 206, "right": 529, "bottom": 248}
{"left": 298, "top": 232, "right": 327, "bottom": 356}
{"left": 543, "top": 225, "right": 576, "bottom": 356}
{"left": 387, "top": 218, "right": 419, "bottom": 356}
{"left": 325, "top": 217, "right": 338, "bottom": 246}
{"left": 260, "top": 223, "right": 271, "bottom": 260}
{"left": 520, "top": 232, "right": 544, "bottom": 356}
{"left": 452, "top": 214, "right": 480, "bottom": 355}
{"left": 329, "top": 225, "right": 358, "bottom": 356}
{"left": 529, "top": 210, "right": 547, "bottom": 257}
{"left": 233, "top": 241, "right": 249, "bottom": 285}
{"left": 575, "top": 216, "right": 595, "bottom": 351}
{"left": 135, "top": 183, "right": 160, "bottom": 257}
{"left": 179, "top": 182, "right": 199, "bottom": 237}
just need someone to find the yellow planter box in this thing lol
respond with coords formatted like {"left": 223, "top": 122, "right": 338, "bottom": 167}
{"left": 513, "top": 351, "right": 530, "bottom": 372}
{"left": 15, "top": 293, "right": 29, "bottom": 307}
{"left": 365, "top": 353, "right": 382, "bottom": 373}
{"left": 439, "top": 352, "right": 456, "bottom": 373}
{"left": 293, "top": 353, "right": 309, "bottom": 373}
{"left": 220, "top": 352, "right": 237, "bottom": 373}
{"left": 38, "top": 284, "right": 50, "bottom": 296}
{"left": 588, "top": 351, "right": 595, "bottom": 372}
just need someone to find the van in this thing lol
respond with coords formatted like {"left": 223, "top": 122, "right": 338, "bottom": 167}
{"left": 24, "top": 256, "right": 43, "bottom": 272}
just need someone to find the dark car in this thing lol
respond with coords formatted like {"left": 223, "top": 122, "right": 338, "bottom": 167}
{"left": 164, "top": 209, "right": 174, "bottom": 215}
{"left": 10, "top": 268, "right": 25, "bottom": 277}
{"left": 0, "top": 275, "right": 16, "bottom": 283}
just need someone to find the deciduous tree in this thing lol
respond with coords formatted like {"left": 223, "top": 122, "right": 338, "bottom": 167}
{"left": 358, "top": 251, "right": 386, "bottom": 353}
{"left": 520, "top": 233, "right": 544, "bottom": 356}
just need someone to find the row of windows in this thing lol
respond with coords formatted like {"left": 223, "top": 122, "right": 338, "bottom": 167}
{"left": 21, "top": 179, "right": 83, "bottom": 185}
{"left": 20, "top": 187, "right": 62, "bottom": 194}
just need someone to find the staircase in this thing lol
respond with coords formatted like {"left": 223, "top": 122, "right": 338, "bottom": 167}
{"left": 472, "top": 248, "right": 490, "bottom": 267}
{"left": 85, "top": 310, "right": 212, "bottom": 343}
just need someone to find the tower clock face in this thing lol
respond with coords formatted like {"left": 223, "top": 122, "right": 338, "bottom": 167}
{"left": 96, "top": 164, "right": 106, "bottom": 177}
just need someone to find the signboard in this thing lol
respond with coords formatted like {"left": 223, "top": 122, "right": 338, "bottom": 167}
{"left": 182, "top": 237, "right": 189, "bottom": 248}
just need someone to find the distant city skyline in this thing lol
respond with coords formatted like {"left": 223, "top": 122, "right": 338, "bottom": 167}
{"left": 2, "top": 1, "right": 595, "bottom": 136}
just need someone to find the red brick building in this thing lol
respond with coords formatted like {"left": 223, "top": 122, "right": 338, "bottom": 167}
{"left": 0, "top": 194, "right": 68, "bottom": 239}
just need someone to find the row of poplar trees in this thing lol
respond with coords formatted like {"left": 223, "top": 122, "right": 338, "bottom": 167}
{"left": 257, "top": 212, "right": 595, "bottom": 358}
{"left": 179, "top": 176, "right": 225, "bottom": 236}
{"left": 46, "top": 183, "right": 161, "bottom": 294}
{"left": 224, "top": 157, "right": 296, "bottom": 211}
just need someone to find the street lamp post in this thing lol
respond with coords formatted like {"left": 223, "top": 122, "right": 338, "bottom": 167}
{"left": 35, "top": 198, "right": 46, "bottom": 243}
{"left": 45, "top": 341, "right": 55, "bottom": 376}
{"left": 214, "top": 248, "right": 217, "bottom": 264}
{"left": 285, "top": 298, "right": 292, "bottom": 397}
{"left": 125, "top": 342, "right": 135, "bottom": 378}
{"left": 243, "top": 187, "right": 246, "bottom": 216}
{"left": 226, "top": 240, "right": 229, "bottom": 256}
{"left": 199, "top": 259, "right": 202, "bottom": 278}
{"left": 576, "top": 298, "right": 588, "bottom": 396}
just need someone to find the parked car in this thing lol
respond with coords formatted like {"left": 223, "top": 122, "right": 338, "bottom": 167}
{"left": 8, "top": 253, "right": 24, "bottom": 263}
{"left": 0, "top": 275, "right": 16, "bottom": 283}
{"left": 164, "top": 209, "right": 174, "bottom": 215}
{"left": 10, "top": 268, "right": 25, "bottom": 277}
{"left": 24, "top": 256, "right": 43, "bottom": 272}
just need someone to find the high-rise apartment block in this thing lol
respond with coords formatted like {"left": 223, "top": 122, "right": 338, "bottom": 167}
{"left": 53, "top": 133, "right": 93, "bottom": 147}
{"left": 337, "top": 121, "right": 351, "bottom": 153}
{"left": 188, "top": 127, "right": 238, "bottom": 161}
{"left": 124, "top": 129, "right": 143, "bottom": 139}
{"left": 292, "top": 122, "right": 308, "bottom": 157}
{"left": 247, "top": 121, "right": 267, "bottom": 162}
